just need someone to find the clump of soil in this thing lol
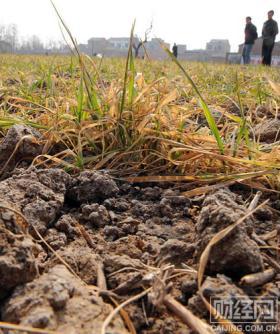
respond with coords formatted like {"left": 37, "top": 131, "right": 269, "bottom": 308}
{"left": 188, "top": 274, "right": 250, "bottom": 318}
{"left": 2, "top": 265, "right": 128, "bottom": 334}
{"left": 67, "top": 170, "right": 119, "bottom": 203}
{"left": 0, "top": 167, "right": 70, "bottom": 234}
{"left": 253, "top": 119, "right": 280, "bottom": 143}
{"left": 0, "top": 125, "right": 43, "bottom": 175}
{"left": 195, "top": 188, "right": 264, "bottom": 278}
{"left": 0, "top": 220, "right": 38, "bottom": 295}
{"left": 46, "top": 239, "right": 101, "bottom": 285}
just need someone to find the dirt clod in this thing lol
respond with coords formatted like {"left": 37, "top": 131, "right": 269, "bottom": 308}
{"left": 159, "top": 239, "right": 195, "bottom": 265}
{"left": 0, "top": 125, "right": 42, "bottom": 174}
{"left": 0, "top": 168, "right": 70, "bottom": 234}
{"left": 0, "top": 224, "right": 38, "bottom": 294}
{"left": 81, "top": 203, "right": 110, "bottom": 227}
{"left": 67, "top": 170, "right": 119, "bottom": 203}
{"left": 2, "top": 265, "right": 128, "bottom": 333}
{"left": 253, "top": 119, "right": 280, "bottom": 143}
{"left": 55, "top": 214, "right": 79, "bottom": 239}
{"left": 44, "top": 228, "right": 67, "bottom": 250}
{"left": 195, "top": 188, "right": 264, "bottom": 277}
{"left": 47, "top": 240, "right": 101, "bottom": 285}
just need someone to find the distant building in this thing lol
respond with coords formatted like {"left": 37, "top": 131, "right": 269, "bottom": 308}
{"left": 87, "top": 37, "right": 107, "bottom": 55}
{"left": 177, "top": 44, "right": 187, "bottom": 59}
{"left": 108, "top": 37, "right": 132, "bottom": 50}
{"left": 87, "top": 37, "right": 143, "bottom": 57}
{"left": 178, "top": 39, "right": 231, "bottom": 63}
{"left": 238, "top": 38, "right": 280, "bottom": 65}
{"left": 80, "top": 36, "right": 232, "bottom": 62}
{"left": 78, "top": 43, "right": 89, "bottom": 54}
{"left": 206, "top": 39, "right": 231, "bottom": 57}
{"left": 143, "top": 38, "right": 170, "bottom": 60}
{"left": 85, "top": 36, "right": 171, "bottom": 59}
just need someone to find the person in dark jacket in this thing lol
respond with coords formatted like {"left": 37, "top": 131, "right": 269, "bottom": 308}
{"left": 172, "top": 43, "right": 178, "bottom": 58}
{"left": 262, "top": 10, "right": 279, "bottom": 66}
{"left": 242, "top": 17, "right": 258, "bottom": 64}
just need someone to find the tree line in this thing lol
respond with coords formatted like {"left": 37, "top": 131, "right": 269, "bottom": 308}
{"left": 0, "top": 23, "right": 67, "bottom": 54}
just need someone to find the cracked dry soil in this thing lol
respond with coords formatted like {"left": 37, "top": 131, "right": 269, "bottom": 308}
{"left": 0, "top": 165, "right": 279, "bottom": 334}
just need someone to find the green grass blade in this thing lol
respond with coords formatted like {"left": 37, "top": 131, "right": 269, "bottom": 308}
{"left": 119, "top": 20, "right": 136, "bottom": 119}
{"left": 0, "top": 117, "right": 48, "bottom": 129}
{"left": 50, "top": 0, "right": 102, "bottom": 118}
{"left": 163, "top": 46, "right": 224, "bottom": 154}
{"left": 234, "top": 72, "right": 251, "bottom": 158}
{"left": 75, "top": 76, "right": 84, "bottom": 123}
{"left": 128, "top": 44, "right": 136, "bottom": 107}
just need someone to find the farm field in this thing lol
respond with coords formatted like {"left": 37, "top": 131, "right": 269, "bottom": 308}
{"left": 0, "top": 54, "right": 280, "bottom": 334}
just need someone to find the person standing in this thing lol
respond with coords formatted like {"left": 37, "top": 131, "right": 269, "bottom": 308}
{"left": 242, "top": 17, "right": 258, "bottom": 64}
{"left": 172, "top": 43, "right": 178, "bottom": 58}
{"left": 262, "top": 10, "right": 279, "bottom": 66}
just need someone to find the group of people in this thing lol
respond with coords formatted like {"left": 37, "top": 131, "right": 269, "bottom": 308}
{"left": 171, "top": 10, "right": 279, "bottom": 66}
{"left": 243, "top": 10, "right": 278, "bottom": 65}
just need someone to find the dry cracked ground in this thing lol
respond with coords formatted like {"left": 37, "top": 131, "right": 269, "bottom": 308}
{"left": 0, "top": 125, "right": 279, "bottom": 334}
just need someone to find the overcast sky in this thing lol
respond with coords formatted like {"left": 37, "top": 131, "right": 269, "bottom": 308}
{"left": 0, "top": 0, "right": 280, "bottom": 51}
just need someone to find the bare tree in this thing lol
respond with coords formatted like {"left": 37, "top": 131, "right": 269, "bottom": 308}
{"left": 0, "top": 25, "right": 5, "bottom": 40}
{"left": 9, "top": 24, "right": 18, "bottom": 51}
{"left": 0, "top": 23, "right": 67, "bottom": 54}
{"left": 30, "top": 35, "right": 44, "bottom": 52}
{"left": 132, "top": 22, "right": 153, "bottom": 58}
{"left": 0, "top": 24, "right": 18, "bottom": 52}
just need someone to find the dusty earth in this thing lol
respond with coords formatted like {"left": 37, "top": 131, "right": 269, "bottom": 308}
{"left": 0, "top": 125, "right": 279, "bottom": 334}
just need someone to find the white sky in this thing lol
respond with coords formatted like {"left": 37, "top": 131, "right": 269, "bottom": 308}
{"left": 0, "top": 0, "right": 280, "bottom": 51}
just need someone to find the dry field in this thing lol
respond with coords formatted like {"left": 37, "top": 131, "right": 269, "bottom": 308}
{"left": 0, "top": 53, "right": 280, "bottom": 334}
